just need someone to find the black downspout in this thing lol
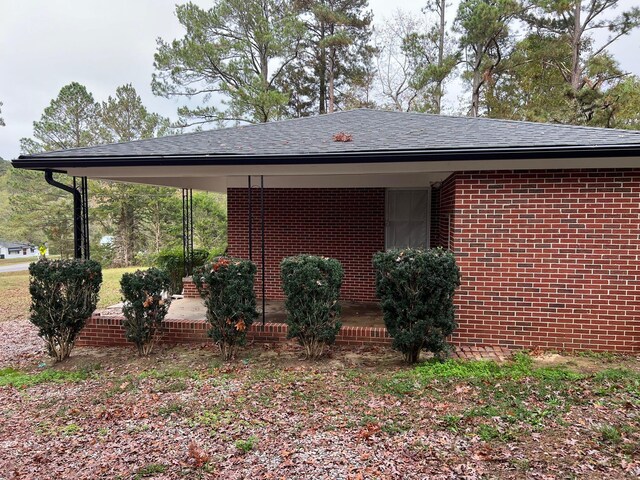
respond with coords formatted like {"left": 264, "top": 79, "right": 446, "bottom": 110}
{"left": 45, "top": 170, "right": 82, "bottom": 259}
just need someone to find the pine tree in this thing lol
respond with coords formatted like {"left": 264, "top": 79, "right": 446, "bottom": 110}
{"left": 152, "top": 0, "right": 305, "bottom": 125}
{"left": 10, "top": 83, "right": 101, "bottom": 255}
{"left": 93, "top": 84, "right": 175, "bottom": 266}
{"left": 376, "top": 6, "right": 459, "bottom": 113}
{"left": 455, "top": 0, "right": 522, "bottom": 117}
{"left": 516, "top": 0, "right": 640, "bottom": 124}
{"left": 20, "top": 82, "right": 100, "bottom": 154}
{"left": 291, "top": 0, "right": 374, "bottom": 114}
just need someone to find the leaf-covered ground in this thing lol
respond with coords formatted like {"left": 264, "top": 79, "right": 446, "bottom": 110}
{"left": 1, "top": 270, "right": 639, "bottom": 479}
{"left": 1, "top": 321, "right": 639, "bottom": 479}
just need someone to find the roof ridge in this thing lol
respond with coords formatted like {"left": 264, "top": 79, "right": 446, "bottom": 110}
{"left": 355, "top": 108, "right": 640, "bottom": 135}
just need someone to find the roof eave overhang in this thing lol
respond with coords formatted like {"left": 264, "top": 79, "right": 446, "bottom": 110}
{"left": 11, "top": 144, "right": 640, "bottom": 171}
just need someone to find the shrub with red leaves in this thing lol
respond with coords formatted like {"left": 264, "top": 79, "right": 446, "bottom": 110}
{"left": 193, "top": 256, "right": 257, "bottom": 360}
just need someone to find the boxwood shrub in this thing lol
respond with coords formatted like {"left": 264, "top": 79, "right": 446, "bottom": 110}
{"left": 280, "top": 255, "right": 344, "bottom": 359}
{"left": 373, "top": 248, "right": 460, "bottom": 363}
{"left": 29, "top": 259, "right": 103, "bottom": 362}
{"left": 120, "top": 268, "right": 171, "bottom": 356}
{"left": 193, "top": 257, "right": 257, "bottom": 360}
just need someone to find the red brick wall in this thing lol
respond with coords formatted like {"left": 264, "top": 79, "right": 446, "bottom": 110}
{"left": 437, "top": 174, "right": 457, "bottom": 250}
{"left": 449, "top": 169, "right": 640, "bottom": 352}
{"left": 76, "top": 314, "right": 392, "bottom": 348}
{"left": 83, "top": 171, "right": 640, "bottom": 353}
{"left": 182, "top": 278, "right": 199, "bottom": 298}
{"left": 227, "top": 188, "right": 385, "bottom": 301}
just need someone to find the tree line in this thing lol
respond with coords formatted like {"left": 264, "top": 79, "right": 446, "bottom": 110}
{"left": 1, "top": 83, "right": 226, "bottom": 265}
{"left": 2, "top": 0, "right": 639, "bottom": 264}
{"left": 153, "top": 0, "right": 640, "bottom": 128}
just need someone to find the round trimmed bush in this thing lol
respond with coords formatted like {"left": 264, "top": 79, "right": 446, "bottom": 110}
{"left": 193, "top": 257, "right": 257, "bottom": 360}
{"left": 373, "top": 248, "right": 460, "bottom": 363}
{"left": 280, "top": 255, "right": 343, "bottom": 359}
{"left": 29, "top": 259, "right": 103, "bottom": 362}
{"left": 120, "top": 268, "right": 172, "bottom": 356}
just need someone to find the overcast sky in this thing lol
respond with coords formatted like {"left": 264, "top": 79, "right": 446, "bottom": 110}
{"left": 1, "top": 0, "right": 639, "bottom": 161}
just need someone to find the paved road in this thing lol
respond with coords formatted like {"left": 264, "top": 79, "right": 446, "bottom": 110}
{"left": 0, "top": 262, "right": 31, "bottom": 273}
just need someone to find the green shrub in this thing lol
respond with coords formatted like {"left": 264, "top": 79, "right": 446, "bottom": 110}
{"left": 120, "top": 268, "right": 172, "bottom": 355}
{"left": 193, "top": 257, "right": 257, "bottom": 360}
{"left": 29, "top": 259, "right": 102, "bottom": 362}
{"left": 280, "top": 255, "right": 343, "bottom": 359}
{"left": 154, "top": 247, "right": 211, "bottom": 294}
{"left": 373, "top": 248, "right": 460, "bottom": 363}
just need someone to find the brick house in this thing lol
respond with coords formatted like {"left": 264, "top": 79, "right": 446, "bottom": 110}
{"left": 14, "top": 110, "right": 640, "bottom": 352}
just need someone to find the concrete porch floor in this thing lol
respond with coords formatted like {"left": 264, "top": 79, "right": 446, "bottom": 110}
{"left": 164, "top": 297, "right": 385, "bottom": 327}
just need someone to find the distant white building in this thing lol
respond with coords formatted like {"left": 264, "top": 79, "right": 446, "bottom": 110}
{"left": 99, "top": 235, "right": 115, "bottom": 246}
{"left": 0, "top": 241, "right": 39, "bottom": 259}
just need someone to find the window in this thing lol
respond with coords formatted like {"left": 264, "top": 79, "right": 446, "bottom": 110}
{"left": 385, "top": 189, "right": 430, "bottom": 249}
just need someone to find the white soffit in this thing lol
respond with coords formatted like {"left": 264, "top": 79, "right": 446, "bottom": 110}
{"left": 69, "top": 155, "right": 640, "bottom": 192}
{"left": 95, "top": 173, "right": 452, "bottom": 192}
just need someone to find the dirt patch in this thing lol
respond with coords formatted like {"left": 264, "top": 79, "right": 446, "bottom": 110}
{"left": 533, "top": 351, "right": 640, "bottom": 374}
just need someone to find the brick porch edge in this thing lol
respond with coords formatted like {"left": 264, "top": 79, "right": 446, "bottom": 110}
{"left": 76, "top": 313, "right": 393, "bottom": 348}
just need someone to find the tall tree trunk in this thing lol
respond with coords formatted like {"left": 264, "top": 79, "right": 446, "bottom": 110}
{"left": 116, "top": 202, "right": 136, "bottom": 267}
{"left": 470, "top": 44, "right": 483, "bottom": 117}
{"left": 319, "top": 24, "right": 326, "bottom": 114}
{"left": 152, "top": 201, "right": 162, "bottom": 254}
{"left": 434, "top": 0, "right": 446, "bottom": 114}
{"left": 328, "top": 47, "right": 335, "bottom": 113}
{"left": 470, "top": 71, "right": 481, "bottom": 117}
{"left": 260, "top": 48, "right": 270, "bottom": 122}
{"left": 155, "top": 221, "right": 161, "bottom": 254}
{"left": 570, "top": 1, "right": 583, "bottom": 92}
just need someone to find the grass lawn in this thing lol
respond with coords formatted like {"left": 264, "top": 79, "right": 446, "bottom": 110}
{"left": 97, "top": 267, "right": 139, "bottom": 307}
{"left": 0, "top": 254, "right": 60, "bottom": 266}
{"left": 0, "top": 266, "right": 137, "bottom": 321}
{"left": 0, "top": 267, "right": 639, "bottom": 478}
{"left": 0, "top": 257, "right": 39, "bottom": 266}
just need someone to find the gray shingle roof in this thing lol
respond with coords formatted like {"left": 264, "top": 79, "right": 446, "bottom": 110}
{"left": 0, "top": 240, "right": 34, "bottom": 249}
{"left": 24, "top": 109, "right": 640, "bottom": 160}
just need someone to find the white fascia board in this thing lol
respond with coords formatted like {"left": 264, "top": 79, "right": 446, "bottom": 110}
{"left": 66, "top": 155, "right": 640, "bottom": 179}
